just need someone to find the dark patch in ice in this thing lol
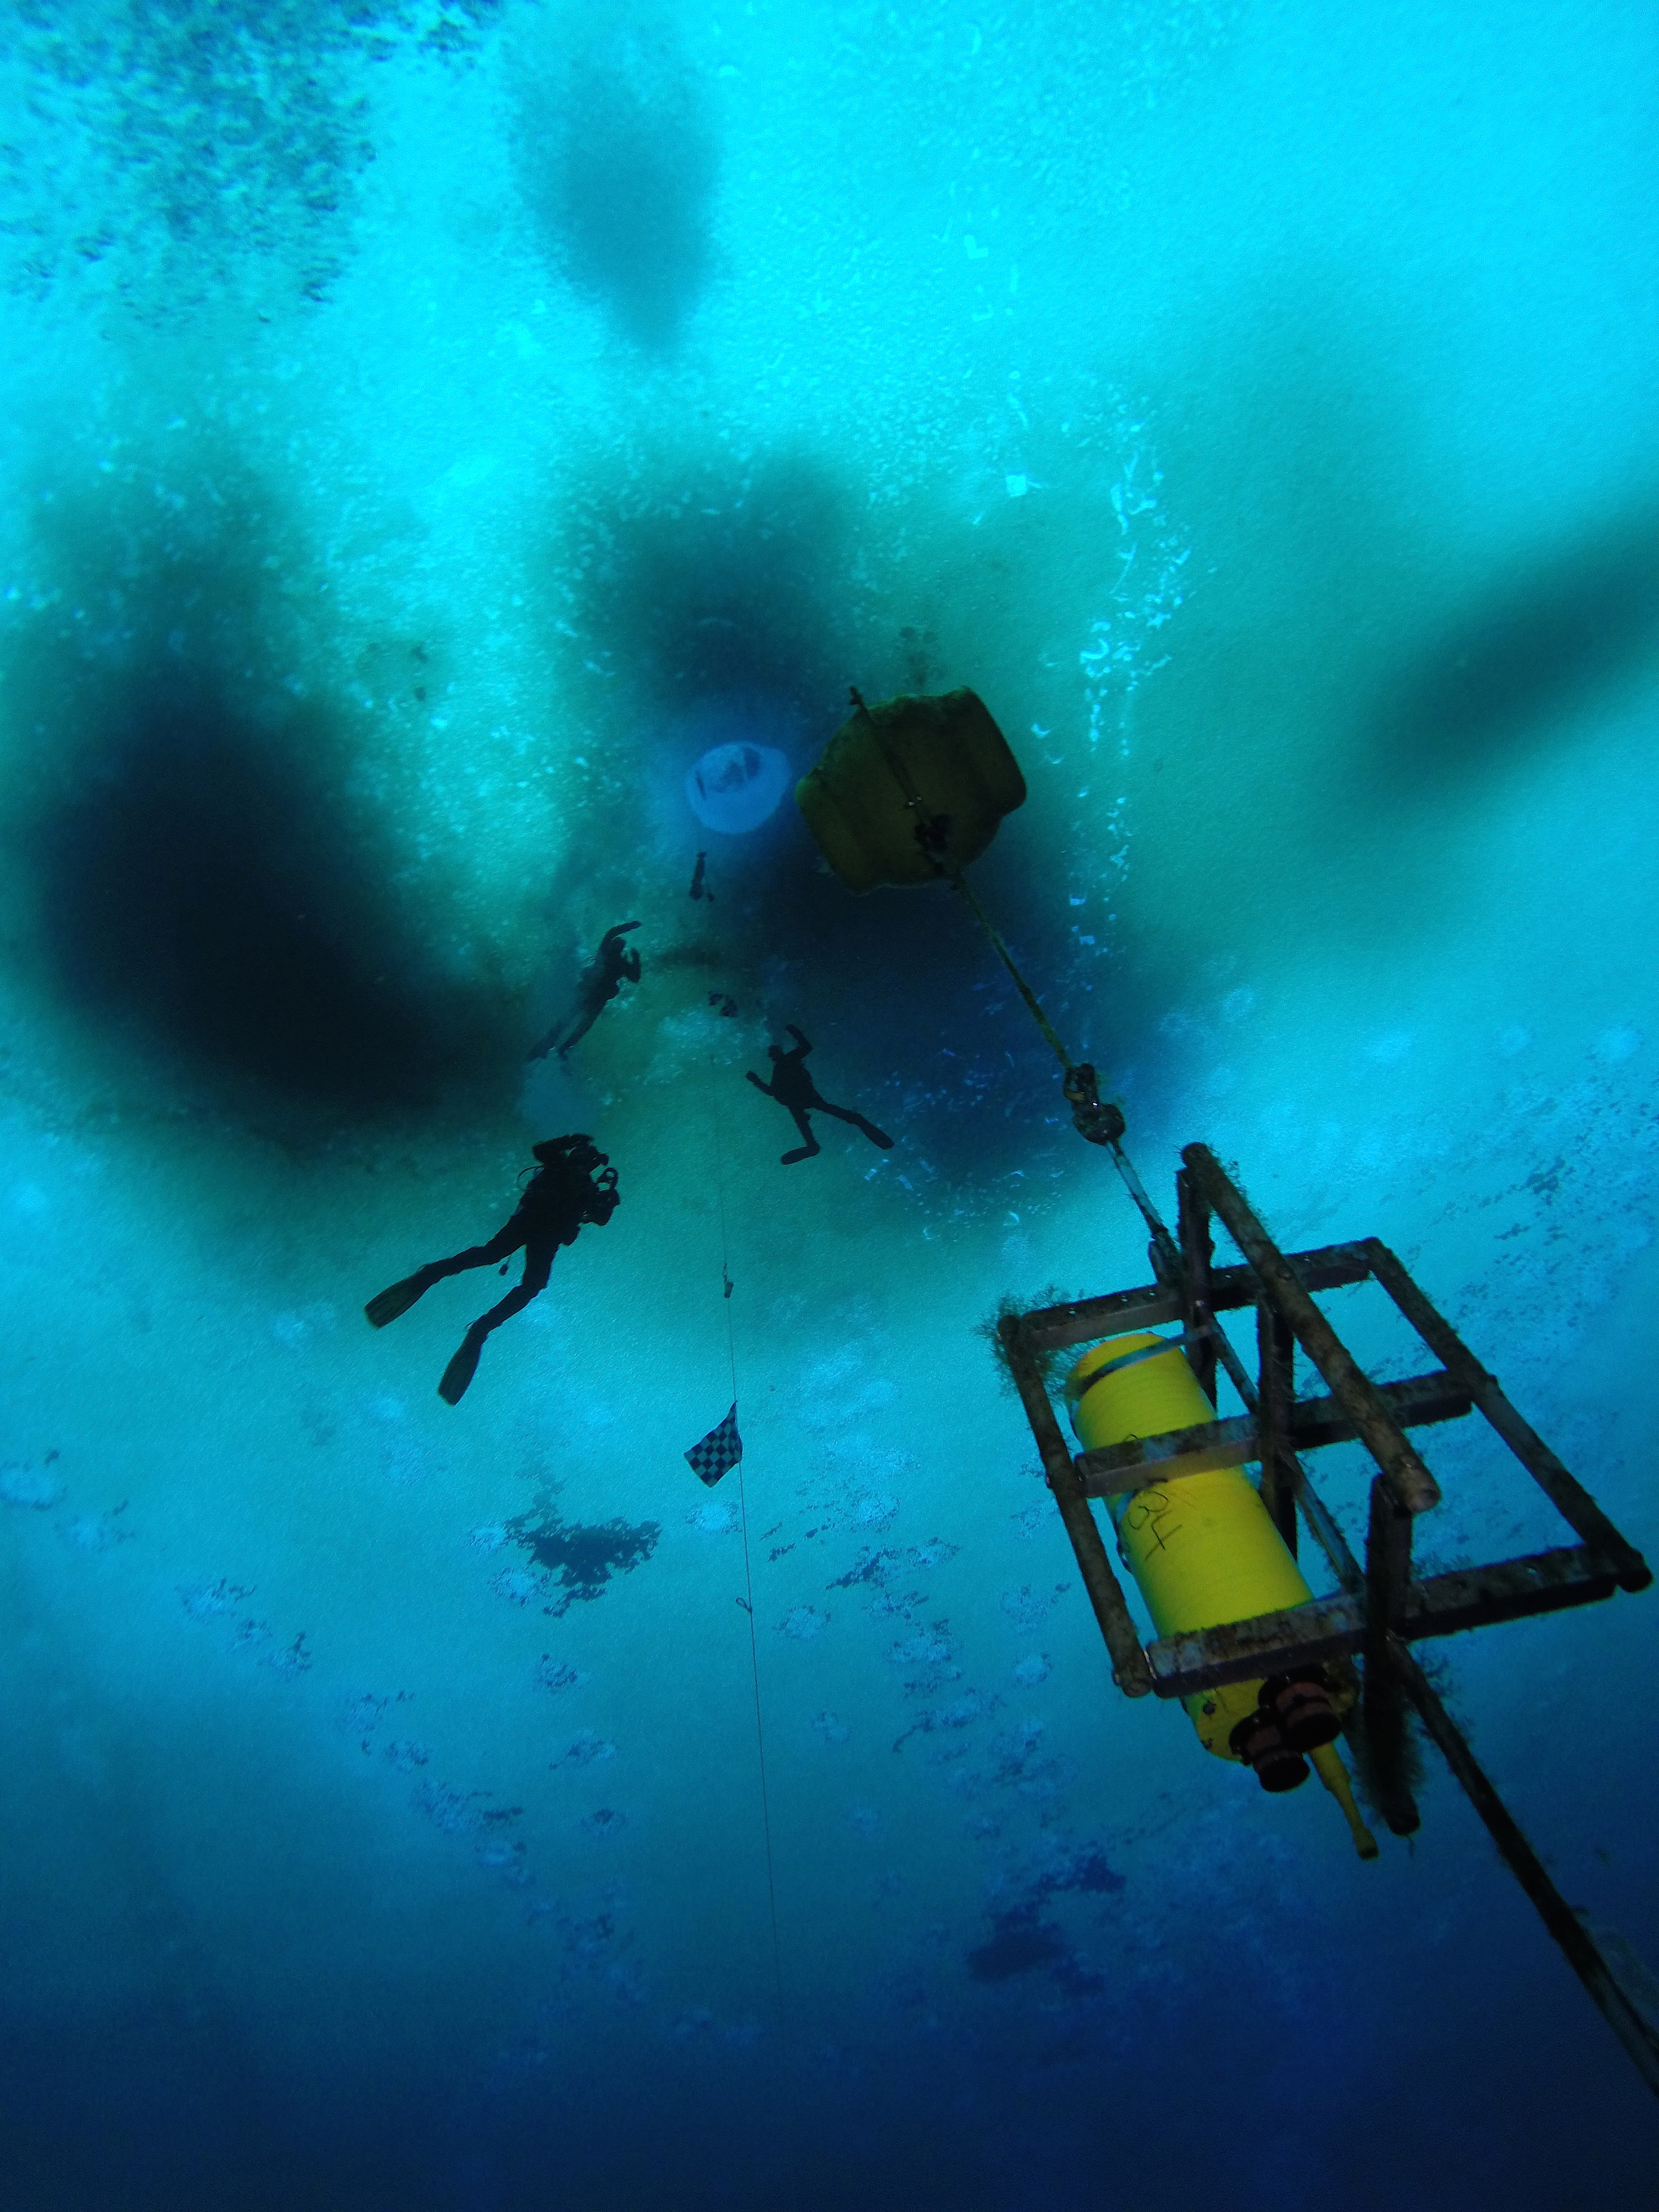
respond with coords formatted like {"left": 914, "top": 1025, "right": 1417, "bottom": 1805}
{"left": 1, "top": 1462, "right": 65, "bottom": 1510}
{"left": 534, "top": 1655, "right": 589, "bottom": 1694}
{"left": 831, "top": 1540, "right": 960, "bottom": 1601}
{"left": 1000, "top": 1582, "right": 1071, "bottom": 1629}
{"left": 950, "top": 1718, "right": 1072, "bottom": 1813}
{"left": 966, "top": 1841, "right": 1124, "bottom": 1989}
{"left": 777, "top": 1605, "right": 830, "bottom": 1641}
{"left": 889, "top": 1622, "right": 960, "bottom": 1695}
{"left": 502, "top": 1500, "right": 660, "bottom": 1615}
{"left": 492, "top": 1565, "right": 546, "bottom": 1608}
{"left": 409, "top": 1773, "right": 536, "bottom": 1887}
{"left": 531, "top": 1890, "right": 632, "bottom": 1983}
{"left": 34, "top": 651, "right": 498, "bottom": 1113}
{"left": 894, "top": 1688, "right": 998, "bottom": 1753}
{"left": 968, "top": 1905, "right": 1068, "bottom": 1984}
{"left": 265, "top": 1632, "right": 313, "bottom": 1678}
{"left": 556, "top": 1733, "right": 615, "bottom": 1768}
{"left": 1052, "top": 1848, "right": 1126, "bottom": 1897}
{"left": 414, "top": 1780, "right": 523, "bottom": 1839}
{"left": 1378, "top": 509, "right": 1659, "bottom": 786}
{"left": 178, "top": 1578, "right": 315, "bottom": 1678}
{"left": 581, "top": 1806, "right": 627, "bottom": 1838}
{"left": 59, "top": 1501, "right": 135, "bottom": 1553}
{"left": 828, "top": 1546, "right": 899, "bottom": 1590}
{"left": 179, "top": 1577, "right": 257, "bottom": 1621}
{"left": 517, "top": 22, "right": 718, "bottom": 351}
{"left": 344, "top": 1688, "right": 416, "bottom": 1752}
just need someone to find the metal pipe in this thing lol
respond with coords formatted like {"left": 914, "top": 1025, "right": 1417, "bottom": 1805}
{"left": 1256, "top": 1302, "right": 1298, "bottom": 1553}
{"left": 1365, "top": 1475, "right": 1414, "bottom": 1639}
{"left": 1109, "top": 1142, "right": 1182, "bottom": 1282}
{"left": 1194, "top": 1287, "right": 1363, "bottom": 1594}
{"left": 998, "top": 1318, "right": 1153, "bottom": 1695}
{"left": 1182, "top": 1146, "right": 1442, "bottom": 1516}
{"left": 1387, "top": 1636, "right": 1659, "bottom": 2101}
{"left": 1177, "top": 1167, "right": 1219, "bottom": 1405}
{"left": 1364, "top": 1239, "right": 1650, "bottom": 1591}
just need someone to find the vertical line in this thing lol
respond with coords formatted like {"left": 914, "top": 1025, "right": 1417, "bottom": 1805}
{"left": 710, "top": 1058, "right": 787, "bottom": 2027}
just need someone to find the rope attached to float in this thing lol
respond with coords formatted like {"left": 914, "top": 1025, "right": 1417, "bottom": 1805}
{"left": 849, "top": 684, "right": 1168, "bottom": 1238}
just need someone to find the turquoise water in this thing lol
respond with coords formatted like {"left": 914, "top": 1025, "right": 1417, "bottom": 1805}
{"left": 2, "top": 3, "right": 1656, "bottom": 2204}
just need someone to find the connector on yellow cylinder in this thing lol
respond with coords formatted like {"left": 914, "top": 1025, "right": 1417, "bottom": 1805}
{"left": 1311, "top": 1743, "right": 1380, "bottom": 1860}
{"left": 1065, "top": 1332, "right": 1356, "bottom": 1802}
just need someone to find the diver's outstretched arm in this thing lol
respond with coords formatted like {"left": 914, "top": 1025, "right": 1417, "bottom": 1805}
{"left": 785, "top": 1024, "right": 811, "bottom": 1052}
{"left": 745, "top": 1070, "right": 773, "bottom": 1094}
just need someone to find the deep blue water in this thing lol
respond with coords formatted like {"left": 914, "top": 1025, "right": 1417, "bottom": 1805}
{"left": 2, "top": 3, "right": 1656, "bottom": 2206}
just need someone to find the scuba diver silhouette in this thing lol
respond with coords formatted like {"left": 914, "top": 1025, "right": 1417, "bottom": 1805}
{"left": 528, "top": 922, "right": 641, "bottom": 1061}
{"left": 745, "top": 1026, "right": 894, "bottom": 1165}
{"left": 364, "top": 1135, "right": 621, "bottom": 1405}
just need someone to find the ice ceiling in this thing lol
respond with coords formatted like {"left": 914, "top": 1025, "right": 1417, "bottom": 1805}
{"left": 1, "top": 3, "right": 1656, "bottom": 2208}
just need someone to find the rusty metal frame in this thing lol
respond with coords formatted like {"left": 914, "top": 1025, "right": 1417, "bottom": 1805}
{"left": 998, "top": 1140, "right": 1658, "bottom": 2097}
{"left": 1000, "top": 1149, "right": 1649, "bottom": 1710}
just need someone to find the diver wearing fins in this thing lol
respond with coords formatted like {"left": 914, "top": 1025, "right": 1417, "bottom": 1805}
{"left": 745, "top": 1026, "right": 894, "bottom": 1165}
{"left": 364, "top": 1135, "right": 620, "bottom": 1405}
{"left": 528, "top": 922, "right": 642, "bottom": 1061}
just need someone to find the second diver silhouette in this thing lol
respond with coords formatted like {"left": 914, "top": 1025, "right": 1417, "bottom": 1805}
{"left": 364, "top": 1135, "right": 621, "bottom": 1404}
{"left": 745, "top": 1025, "right": 894, "bottom": 1165}
{"left": 528, "top": 922, "right": 641, "bottom": 1061}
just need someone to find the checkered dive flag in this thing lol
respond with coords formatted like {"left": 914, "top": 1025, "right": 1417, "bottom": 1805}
{"left": 685, "top": 1403, "right": 742, "bottom": 1488}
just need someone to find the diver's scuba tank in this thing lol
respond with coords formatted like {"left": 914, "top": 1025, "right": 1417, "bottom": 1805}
{"left": 1065, "top": 1332, "right": 1346, "bottom": 1793}
{"left": 525, "top": 1135, "right": 621, "bottom": 1238}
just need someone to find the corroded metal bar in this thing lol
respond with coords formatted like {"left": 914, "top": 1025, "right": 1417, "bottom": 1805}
{"left": 1222, "top": 1240, "right": 1376, "bottom": 1308}
{"left": 1157, "top": 1291, "right": 1366, "bottom": 1597}
{"left": 1020, "top": 1285, "right": 1182, "bottom": 1353}
{"left": 1176, "top": 1166, "right": 1218, "bottom": 1404}
{"left": 1361, "top": 1472, "right": 1422, "bottom": 1832}
{"left": 998, "top": 1318, "right": 1152, "bottom": 1697}
{"left": 1142, "top": 1545, "right": 1621, "bottom": 1697}
{"left": 1387, "top": 1636, "right": 1659, "bottom": 2103}
{"left": 1364, "top": 1239, "right": 1652, "bottom": 1592}
{"left": 1019, "top": 1243, "right": 1376, "bottom": 1352}
{"left": 1354, "top": 1673, "right": 1421, "bottom": 1839}
{"left": 1257, "top": 1301, "right": 1298, "bottom": 1552}
{"left": 1182, "top": 1146, "right": 1442, "bottom": 1515}
{"left": 1366, "top": 1475, "right": 1414, "bottom": 1640}
{"left": 1073, "top": 1370, "right": 1472, "bottom": 1498}
{"left": 1077, "top": 1421, "right": 1257, "bottom": 1495}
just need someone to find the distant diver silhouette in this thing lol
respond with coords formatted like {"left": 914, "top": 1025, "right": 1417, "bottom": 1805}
{"left": 745, "top": 1025, "right": 894, "bottom": 1165}
{"left": 528, "top": 922, "right": 641, "bottom": 1061}
{"left": 364, "top": 1135, "right": 620, "bottom": 1405}
{"left": 689, "top": 852, "right": 713, "bottom": 901}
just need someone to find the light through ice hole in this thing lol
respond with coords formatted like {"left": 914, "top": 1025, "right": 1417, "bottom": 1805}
{"left": 686, "top": 742, "right": 792, "bottom": 834}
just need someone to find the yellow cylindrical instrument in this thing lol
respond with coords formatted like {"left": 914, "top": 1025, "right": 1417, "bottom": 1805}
{"left": 1065, "top": 1332, "right": 1371, "bottom": 1851}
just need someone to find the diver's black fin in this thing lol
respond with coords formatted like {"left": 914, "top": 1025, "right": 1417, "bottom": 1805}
{"left": 438, "top": 1328, "right": 487, "bottom": 1406}
{"left": 365, "top": 1271, "right": 435, "bottom": 1329}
